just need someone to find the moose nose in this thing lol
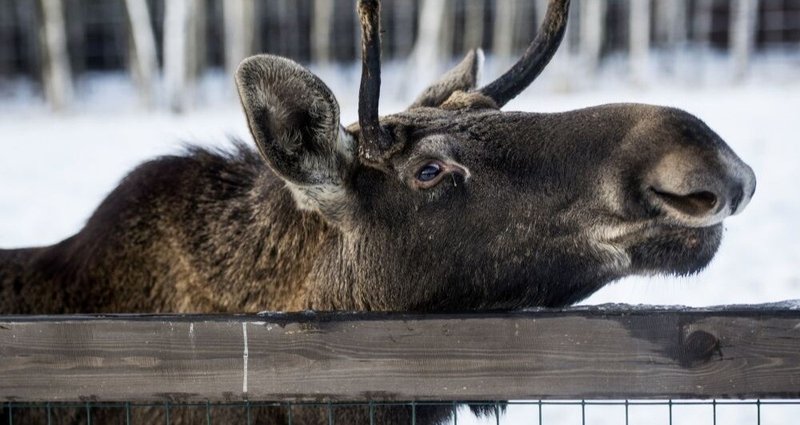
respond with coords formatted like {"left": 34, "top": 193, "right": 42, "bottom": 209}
{"left": 644, "top": 152, "right": 756, "bottom": 227}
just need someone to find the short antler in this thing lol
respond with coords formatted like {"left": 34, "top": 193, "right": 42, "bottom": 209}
{"left": 477, "top": 0, "right": 571, "bottom": 107}
{"left": 357, "top": 0, "right": 392, "bottom": 162}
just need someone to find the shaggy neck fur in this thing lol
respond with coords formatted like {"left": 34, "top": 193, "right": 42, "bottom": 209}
{"left": 0, "top": 144, "right": 343, "bottom": 314}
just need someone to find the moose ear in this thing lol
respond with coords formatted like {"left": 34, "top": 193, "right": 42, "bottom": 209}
{"left": 408, "top": 49, "right": 484, "bottom": 109}
{"left": 236, "top": 55, "right": 356, "bottom": 214}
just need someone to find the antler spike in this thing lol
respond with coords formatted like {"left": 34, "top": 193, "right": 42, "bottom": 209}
{"left": 357, "top": 0, "right": 392, "bottom": 161}
{"left": 478, "top": 0, "right": 571, "bottom": 107}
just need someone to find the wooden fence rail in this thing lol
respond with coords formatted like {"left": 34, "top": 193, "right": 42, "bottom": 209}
{"left": 1, "top": 303, "right": 799, "bottom": 403}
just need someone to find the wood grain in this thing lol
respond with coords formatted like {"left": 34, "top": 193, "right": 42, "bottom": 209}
{"left": 1, "top": 304, "right": 799, "bottom": 402}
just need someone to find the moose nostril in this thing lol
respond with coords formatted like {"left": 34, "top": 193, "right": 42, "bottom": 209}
{"left": 650, "top": 188, "right": 719, "bottom": 217}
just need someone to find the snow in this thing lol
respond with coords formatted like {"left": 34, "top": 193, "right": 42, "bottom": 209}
{"left": 0, "top": 55, "right": 799, "bottom": 424}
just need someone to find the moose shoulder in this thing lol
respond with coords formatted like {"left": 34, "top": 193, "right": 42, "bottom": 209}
{"left": 1, "top": 0, "right": 755, "bottom": 316}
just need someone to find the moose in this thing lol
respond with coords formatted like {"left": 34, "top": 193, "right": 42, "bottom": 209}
{"left": 1, "top": 0, "right": 755, "bottom": 423}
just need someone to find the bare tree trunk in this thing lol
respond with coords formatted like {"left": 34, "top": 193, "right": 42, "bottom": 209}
{"left": 312, "top": 0, "right": 333, "bottom": 64}
{"left": 276, "top": 0, "right": 300, "bottom": 59}
{"left": 510, "top": 0, "right": 528, "bottom": 55}
{"left": 492, "top": 0, "right": 516, "bottom": 60}
{"left": 38, "top": 0, "right": 73, "bottom": 110}
{"left": 731, "top": 0, "right": 759, "bottom": 80}
{"left": 392, "top": 0, "right": 416, "bottom": 57}
{"left": 652, "top": 0, "right": 687, "bottom": 75}
{"left": 655, "top": 0, "right": 686, "bottom": 48}
{"left": 223, "top": 0, "right": 255, "bottom": 80}
{"left": 189, "top": 0, "right": 207, "bottom": 82}
{"left": 440, "top": 0, "right": 455, "bottom": 61}
{"left": 629, "top": 0, "right": 651, "bottom": 84}
{"left": 693, "top": 0, "right": 713, "bottom": 49}
{"left": 579, "top": 0, "right": 606, "bottom": 74}
{"left": 163, "top": 0, "right": 196, "bottom": 113}
{"left": 410, "top": 0, "right": 448, "bottom": 82}
{"left": 463, "top": 0, "right": 484, "bottom": 51}
{"left": 124, "top": 0, "right": 158, "bottom": 108}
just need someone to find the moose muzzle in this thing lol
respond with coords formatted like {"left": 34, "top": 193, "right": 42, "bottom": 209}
{"left": 644, "top": 149, "right": 756, "bottom": 228}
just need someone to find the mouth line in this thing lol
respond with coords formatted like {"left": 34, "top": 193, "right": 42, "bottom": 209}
{"left": 588, "top": 220, "right": 723, "bottom": 277}
{"left": 590, "top": 221, "right": 655, "bottom": 245}
{"left": 591, "top": 219, "right": 722, "bottom": 247}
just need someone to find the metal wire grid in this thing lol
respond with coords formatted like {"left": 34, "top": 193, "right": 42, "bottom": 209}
{"left": 3, "top": 400, "right": 800, "bottom": 425}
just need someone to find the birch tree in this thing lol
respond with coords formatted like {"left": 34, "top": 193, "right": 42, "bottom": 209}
{"left": 189, "top": 0, "right": 207, "bottom": 82}
{"left": 580, "top": 0, "right": 606, "bottom": 74}
{"left": 410, "top": 0, "right": 449, "bottom": 85}
{"left": 731, "top": 0, "right": 759, "bottom": 80}
{"left": 693, "top": 0, "right": 714, "bottom": 50}
{"left": 655, "top": 0, "right": 687, "bottom": 48}
{"left": 629, "top": 0, "right": 651, "bottom": 84}
{"left": 312, "top": 0, "right": 333, "bottom": 64}
{"left": 440, "top": 0, "right": 455, "bottom": 60}
{"left": 163, "top": 0, "right": 196, "bottom": 113}
{"left": 276, "top": 0, "right": 300, "bottom": 58}
{"left": 39, "top": 0, "right": 73, "bottom": 110}
{"left": 223, "top": 0, "right": 255, "bottom": 79}
{"left": 492, "top": 0, "right": 517, "bottom": 61}
{"left": 463, "top": 0, "right": 484, "bottom": 52}
{"left": 392, "top": 0, "right": 416, "bottom": 57}
{"left": 123, "top": 0, "right": 158, "bottom": 107}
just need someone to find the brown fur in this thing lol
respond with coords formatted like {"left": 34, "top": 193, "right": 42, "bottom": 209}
{"left": 1, "top": 3, "right": 755, "bottom": 423}
{"left": 1, "top": 145, "right": 329, "bottom": 314}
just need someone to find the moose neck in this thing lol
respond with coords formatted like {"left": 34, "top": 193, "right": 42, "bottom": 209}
{"left": 180, "top": 170, "right": 341, "bottom": 313}
{"left": 0, "top": 153, "right": 343, "bottom": 315}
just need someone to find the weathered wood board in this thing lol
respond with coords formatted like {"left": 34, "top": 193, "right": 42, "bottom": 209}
{"left": 1, "top": 304, "right": 799, "bottom": 402}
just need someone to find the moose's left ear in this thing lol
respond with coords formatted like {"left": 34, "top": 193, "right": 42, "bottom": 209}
{"left": 236, "top": 55, "right": 356, "bottom": 219}
{"left": 408, "top": 49, "right": 483, "bottom": 109}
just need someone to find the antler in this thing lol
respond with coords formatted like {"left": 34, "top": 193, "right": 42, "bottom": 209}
{"left": 357, "top": 0, "right": 392, "bottom": 162}
{"left": 477, "top": 0, "right": 571, "bottom": 107}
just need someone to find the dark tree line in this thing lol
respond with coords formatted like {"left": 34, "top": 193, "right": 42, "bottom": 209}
{"left": 0, "top": 0, "right": 796, "bottom": 111}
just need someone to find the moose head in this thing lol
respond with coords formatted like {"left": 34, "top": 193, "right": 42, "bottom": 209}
{"left": 234, "top": 0, "right": 756, "bottom": 311}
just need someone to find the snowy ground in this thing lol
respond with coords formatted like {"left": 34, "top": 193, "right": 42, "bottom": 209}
{"left": 0, "top": 56, "right": 799, "bottom": 424}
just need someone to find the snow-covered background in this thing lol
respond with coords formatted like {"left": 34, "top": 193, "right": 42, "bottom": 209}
{"left": 1, "top": 55, "right": 799, "bottom": 423}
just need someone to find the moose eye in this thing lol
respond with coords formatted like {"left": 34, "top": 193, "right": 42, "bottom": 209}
{"left": 416, "top": 162, "right": 442, "bottom": 182}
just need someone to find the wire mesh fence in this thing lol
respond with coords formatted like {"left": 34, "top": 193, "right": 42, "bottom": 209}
{"left": 4, "top": 400, "right": 800, "bottom": 425}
